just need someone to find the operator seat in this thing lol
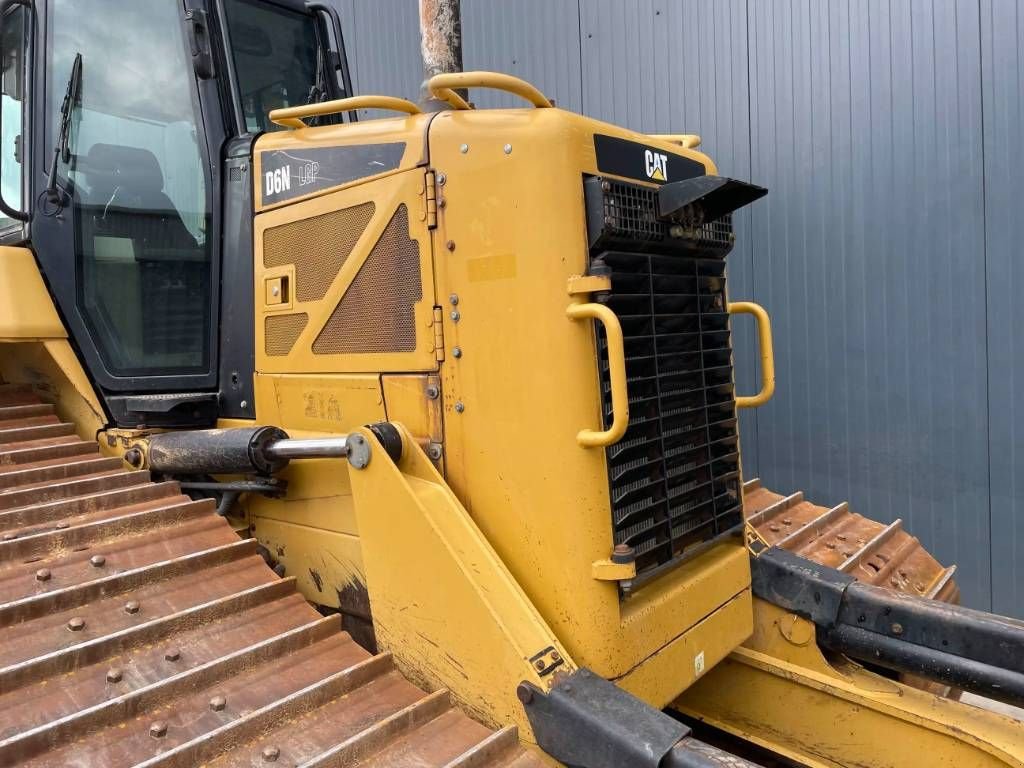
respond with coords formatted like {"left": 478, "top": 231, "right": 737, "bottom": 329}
{"left": 79, "top": 142, "right": 198, "bottom": 253}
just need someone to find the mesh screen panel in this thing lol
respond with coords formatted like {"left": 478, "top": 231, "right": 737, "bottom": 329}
{"left": 265, "top": 313, "right": 309, "bottom": 356}
{"left": 313, "top": 205, "right": 422, "bottom": 355}
{"left": 263, "top": 202, "right": 375, "bottom": 303}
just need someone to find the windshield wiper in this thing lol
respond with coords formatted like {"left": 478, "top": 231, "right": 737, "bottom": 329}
{"left": 46, "top": 52, "right": 82, "bottom": 205}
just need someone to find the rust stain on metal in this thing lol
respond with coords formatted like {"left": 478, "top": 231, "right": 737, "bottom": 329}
{"left": 0, "top": 387, "right": 542, "bottom": 767}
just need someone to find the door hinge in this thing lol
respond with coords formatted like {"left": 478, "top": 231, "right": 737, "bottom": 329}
{"left": 432, "top": 306, "right": 445, "bottom": 361}
{"left": 424, "top": 170, "right": 438, "bottom": 229}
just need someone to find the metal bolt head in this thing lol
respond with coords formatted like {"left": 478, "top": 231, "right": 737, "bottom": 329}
{"left": 452, "top": 346, "right": 463, "bottom": 358}
{"left": 164, "top": 648, "right": 181, "bottom": 662}
{"left": 551, "top": 651, "right": 561, "bottom": 662}
{"left": 262, "top": 745, "right": 281, "bottom": 762}
{"left": 67, "top": 617, "right": 85, "bottom": 631}
{"left": 347, "top": 433, "right": 371, "bottom": 470}
{"left": 240, "top": 400, "right": 249, "bottom": 409}
{"left": 503, "top": 143, "right": 512, "bottom": 154}
{"left": 454, "top": 401, "right": 465, "bottom": 414}
{"left": 55, "top": 521, "right": 69, "bottom": 530}
{"left": 124, "top": 600, "right": 140, "bottom": 614}
{"left": 123, "top": 447, "right": 144, "bottom": 468}
{"left": 449, "top": 293, "right": 459, "bottom": 305}
{"left": 891, "top": 622, "right": 904, "bottom": 636}
{"left": 450, "top": 310, "right": 461, "bottom": 322}
{"left": 437, "top": 172, "right": 446, "bottom": 185}
{"left": 106, "top": 668, "right": 122, "bottom": 683}
{"left": 426, "top": 443, "right": 443, "bottom": 461}
{"left": 150, "top": 721, "right": 168, "bottom": 739}
{"left": 533, "top": 659, "right": 546, "bottom": 671}
{"left": 209, "top": 695, "right": 227, "bottom": 712}
{"left": 769, "top": 524, "right": 780, "bottom": 532}
{"left": 2, "top": 532, "right": 16, "bottom": 541}
{"left": 271, "top": 285, "right": 280, "bottom": 296}
{"left": 425, "top": 384, "right": 440, "bottom": 400}
{"left": 35, "top": 568, "right": 51, "bottom": 582}
{"left": 90, "top": 554, "right": 106, "bottom": 567}
{"left": 446, "top": 239, "right": 456, "bottom": 251}
{"left": 459, "top": 143, "right": 469, "bottom": 154}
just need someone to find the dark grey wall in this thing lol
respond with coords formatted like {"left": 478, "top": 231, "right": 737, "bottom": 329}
{"left": 331, "top": 0, "right": 1024, "bottom": 616}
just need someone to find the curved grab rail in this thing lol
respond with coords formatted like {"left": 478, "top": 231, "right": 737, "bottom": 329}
{"left": 427, "top": 71, "right": 553, "bottom": 109}
{"left": 728, "top": 301, "right": 776, "bottom": 409}
{"left": 269, "top": 96, "right": 422, "bottom": 129}
{"left": 567, "top": 302, "right": 629, "bottom": 447}
{"left": 648, "top": 134, "right": 703, "bottom": 150}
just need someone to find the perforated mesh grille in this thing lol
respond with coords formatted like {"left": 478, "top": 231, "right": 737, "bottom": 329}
{"left": 263, "top": 202, "right": 375, "bottom": 303}
{"left": 265, "top": 313, "right": 309, "bottom": 356}
{"left": 312, "top": 205, "right": 422, "bottom": 355}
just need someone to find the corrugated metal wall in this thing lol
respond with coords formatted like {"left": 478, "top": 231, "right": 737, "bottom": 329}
{"left": 334, "top": 0, "right": 1024, "bottom": 616}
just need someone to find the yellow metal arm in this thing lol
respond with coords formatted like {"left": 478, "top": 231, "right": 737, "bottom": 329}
{"left": 268, "top": 96, "right": 421, "bottom": 129}
{"left": 728, "top": 301, "right": 775, "bottom": 409}
{"left": 567, "top": 302, "right": 629, "bottom": 447}
{"left": 427, "top": 71, "right": 554, "bottom": 109}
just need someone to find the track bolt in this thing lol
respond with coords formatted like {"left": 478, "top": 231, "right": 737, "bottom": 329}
{"left": 150, "top": 721, "right": 168, "bottom": 739}
{"left": 2, "top": 532, "right": 16, "bottom": 541}
{"left": 55, "top": 521, "right": 69, "bottom": 530}
{"left": 891, "top": 622, "right": 904, "bottom": 636}
{"left": 90, "top": 554, "right": 106, "bottom": 567}
{"left": 67, "top": 617, "right": 85, "bottom": 631}
{"left": 125, "top": 600, "right": 140, "bottom": 614}
{"left": 35, "top": 568, "right": 51, "bottom": 582}
{"left": 165, "top": 648, "right": 181, "bottom": 662}
{"left": 209, "top": 695, "right": 227, "bottom": 712}
{"left": 825, "top": 542, "right": 837, "bottom": 550}
{"left": 782, "top": 518, "right": 792, "bottom": 526}
{"left": 106, "top": 668, "right": 123, "bottom": 683}
{"left": 446, "top": 240, "right": 456, "bottom": 251}
{"left": 769, "top": 524, "right": 780, "bottom": 532}
{"left": 262, "top": 745, "right": 281, "bottom": 762}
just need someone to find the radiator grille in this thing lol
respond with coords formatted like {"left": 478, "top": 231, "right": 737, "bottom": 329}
{"left": 263, "top": 202, "right": 375, "bottom": 303}
{"left": 265, "top": 313, "right": 308, "bottom": 356}
{"left": 312, "top": 204, "right": 422, "bottom": 355}
{"left": 595, "top": 251, "right": 742, "bottom": 578}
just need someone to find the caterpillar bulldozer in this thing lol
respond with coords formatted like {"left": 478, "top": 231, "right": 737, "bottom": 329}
{"left": 0, "top": 0, "right": 1022, "bottom": 765}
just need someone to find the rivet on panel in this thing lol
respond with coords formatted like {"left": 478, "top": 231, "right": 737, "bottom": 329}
{"left": 35, "top": 568, "right": 51, "bottom": 582}
{"left": 90, "top": 554, "right": 106, "bottom": 567}
{"left": 106, "top": 668, "right": 123, "bottom": 683}
{"left": 455, "top": 401, "right": 465, "bottom": 414}
{"left": 427, "top": 443, "right": 443, "bottom": 461}
{"left": 124, "top": 600, "right": 140, "bottom": 614}
{"left": 150, "top": 721, "right": 168, "bottom": 738}
{"left": 503, "top": 143, "right": 512, "bottom": 154}
{"left": 533, "top": 659, "right": 546, "bottom": 671}
{"left": 209, "top": 695, "right": 227, "bottom": 711}
{"left": 449, "top": 294, "right": 459, "bottom": 305}
{"left": 425, "top": 385, "right": 440, "bottom": 400}
{"left": 262, "top": 745, "right": 281, "bottom": 762}
{"left": 437, "top": 172, "right": 447, "bottom": 185}
{"left": 446, "top": 240, "right": 456, "bottom": 252}
{"left": 450, "top": 310, "right": 461, "bottom": 322}
{"left": 452, "top": 347, "right": 463, "bottom": 358}
{"left": 459, "top": 143, "right": 469, "bottom": 154}
{"left": 67, "top": 617, "right": 86, "bottom": 631}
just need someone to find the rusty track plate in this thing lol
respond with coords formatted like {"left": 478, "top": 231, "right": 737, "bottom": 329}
{"left": 0, "top": 385, "right": 543, "bottom": 767}
{"left": 744, "top": 477, "right": 960, "bottom": 697}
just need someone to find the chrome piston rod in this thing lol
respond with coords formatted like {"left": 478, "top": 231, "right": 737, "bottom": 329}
{"left": 263, "top": 437, "right": 351, "bottom": 461}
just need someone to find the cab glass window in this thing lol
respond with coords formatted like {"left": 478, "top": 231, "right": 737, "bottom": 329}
{"left": 0, "top": 6, "right": 25, "bottom": 231}
{"left": 222, "top": 0, "right": 327, "bottom": 132}
{"left": 49, "top": 0, "right": 213, "bottom": 376}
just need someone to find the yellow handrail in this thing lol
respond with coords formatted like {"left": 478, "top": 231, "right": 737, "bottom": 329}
{"left": 269, "top": 96, "right": 422, "bottom": 129}
{"left": 567, "top": 303, "right": 629, "bottom": 447}
{"left": 648, "top": 134, "right": 702, "bottom": 149}
{"left": 427, "top": 71, "right": 553, "bottom": 109}
{"left": 728, "top": 301, "right": 776, "bottom": 408}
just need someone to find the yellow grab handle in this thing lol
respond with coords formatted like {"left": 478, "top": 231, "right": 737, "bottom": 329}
{"left": 427, "top": 71, "right": 554, "bottom": 109}
{"left": 269, "top": 96, "right": 421, "bottom": 129}
{"left": 648, "top": 134, "right": 702, "bottom": 149}
{"left": 567, "top": 303, "right": 629, "bottom": 448}
{"left": 728, "top": 301, "right": 776, "bottom": 409}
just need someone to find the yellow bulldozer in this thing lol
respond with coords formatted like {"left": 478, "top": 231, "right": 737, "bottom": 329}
{"left": 0, "top": 1, "right": 1021, "bottom": 766}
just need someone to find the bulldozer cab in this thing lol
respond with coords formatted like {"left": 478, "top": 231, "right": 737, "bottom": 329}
{"left": 0, "top": 0, "right": 351, "bottom": 427}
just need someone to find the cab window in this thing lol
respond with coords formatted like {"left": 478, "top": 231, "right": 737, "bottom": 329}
{"left": 0, "top": 5, "right": 26, "bottom": 231}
